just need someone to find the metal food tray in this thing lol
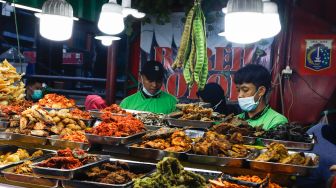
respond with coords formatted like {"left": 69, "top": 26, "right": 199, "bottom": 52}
{"left": 128, "top": 146, "right": 188, "bottom": 161}
{"left": 31, "top": 155, "right": 110, "bottom": 180}
{"left": 166, "top": 118, "right": 214, "bottom": 129}
{"left": 260, "top": 138, "right": 314, "bottom": 150}
{"left": 85, "top": 131, "right": 147, "bottom": 146}
{"left": 48, "top": 135, "right": 90, "bottom": 151}
{"left": 61, "top": 158, "right": 156, "bottom": 188}
{"left": 247, "top": 150, "right": 319, "bottom": 176}
{"left": 0, "top": 132, "right": 48, "bottom": 145}
{"left": 0, "top": 120, "right": 9, "bottom": 131}
{"left": 128, "top": 129, "right": 204, "bottom": 160}
{"left": 184, "top": 167, "right": 221, "bottom": 180}
{"left": 0, "top": 145, "right": 55, "bottom": 171}
{"left": 187, "top": 153, "right": 250, "bottom": 168}
{"left": 1, "top": 155, "right": 59, "bottom": 187}
{"left": 88, "top": 110, "right": 127, "bottom": 119}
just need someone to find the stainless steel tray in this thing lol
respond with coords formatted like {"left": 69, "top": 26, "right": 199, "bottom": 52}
{"left": 2, "top": 155, "right": 59, "bottom": 187}
{"left": 260, "top": 138, "right": 314, "bottom": 150}
{"left": 32, "top": 155, "right": 109, "bottom": 180}
{"left": 89, "top": 110, "right": 127, "bottom": 119}
{"left": 187, "top": 153, "right": 248, "bottom": 167}
{"left": 85, "top": 131, "right": 147, "bottom": 146}
{"left": 247, "top": 150, "right": 319, "bottom": 176}
{"left": 166, "top": 118, "right": 214, "bottom": 129}
{"left": 128, "top": 129, "right": 203, "bottom": 160}
{"left": 0, "top": 120, "right": 9, "bottom": 131}
{"left": 0, "top": 132, "right": 48, "bottom": 145}
{"left": 128, "top": 146, "right": 188, "bottom": 160}
{"left": 88, "top": 110, "right": 102, "bottom": 119}
{"left": 61, "top": 158, "right": 156, "bottom": 188}
{"left": 0, "top": 145, "right": 55, "bottom": 171}
{"left": 184, "top": 167, "right": 221, "bottom": 180}
{"left": 48, "top": 135, "right": 90, "bottom": 151}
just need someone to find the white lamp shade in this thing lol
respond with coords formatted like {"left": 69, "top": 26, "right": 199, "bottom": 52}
{"left": 98, "top": 1, "right": 125, "bottom": 35}
{"left": 40, "top": 14, "right": 73, "bottom": 41}
{"left": 101, "top": 39, "right": 113, "bottom": 46}
{"left": 98, "top": 12, "right": 125, "bottom": 35}
{"left": 261, "top": 1, "right": 281, "bottom": 38}
{"left": 224, "top": 12, "right": 263, "bottom": 44}
{"left": 95, "top": 36, "right": 121, "bottom": 46}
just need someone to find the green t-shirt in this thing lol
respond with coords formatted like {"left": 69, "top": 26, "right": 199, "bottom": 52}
{"left": 238, "top": 106, "right": 288, "bottom": 131}
{"left": 120, "top": 91, "right": 177, "bottom": 114}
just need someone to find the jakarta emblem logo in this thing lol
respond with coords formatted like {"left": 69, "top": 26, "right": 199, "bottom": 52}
{"left": 305, "top": 39, "right": 332, "bottom": 71}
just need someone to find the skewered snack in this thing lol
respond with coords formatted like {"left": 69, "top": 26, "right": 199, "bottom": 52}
{"left": 37, "top": 148, "right": 96, "bottom": 169}
{"left": 0, "top": 60, "right": 26, "bottom": 106}
{"left": 87, "top": 113, "right": 144, "bottom": 137}
{"left": 60, "top": 130, "right": 87, "bottom": 143}
{"left": 38, "top": 94, "right": 75, "bottom": 109}
{"left": 132, "top": 128, "right": 192, "bottom": 152}
{"left": 70, "top": 108, "right": 91, "bottom": 120}
{"left": 255, "top": 143, "right": 315, "bottom": 166}
{"left": 192, "top": 131, "right": 253, "bottom": 158}
{"left": 0, "top": 149, "right": 43, "bottom": 166}
{"left": 135, "top": 113, "right": 167, "bottom": 127}
{"left": 101, "top": 104, "right": 127, "bottom": 114}
{"left": 82, "top": 161, "right": 142, "bottom": 184}
{"left": 6, "top": 106, "right": 87, "bottom": 137}
{"left": 209, "top": 174, "right": 282, "bottom": 188}
{"left": 170, "top": 104, "right": 214, "bottom": 121}
{"left": 134, "top": 157, "right": 206, "bottom": 188}
{"left": 12, "top": 160, "right": 33, "bottom": 175}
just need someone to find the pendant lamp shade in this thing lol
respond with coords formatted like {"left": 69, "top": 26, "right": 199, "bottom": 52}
{"left": 36, "top": 0, "right": 74, "bottom": 41}
{"left": 98, "top": 0, "right": 125, "bottom": 35}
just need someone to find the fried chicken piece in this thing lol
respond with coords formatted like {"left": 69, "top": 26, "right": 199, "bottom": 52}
{"left": 280, "top": 152, "right": 306, "bottom": 165}
{"left": 31, "top": 150, "right": 43, "bottom": 158}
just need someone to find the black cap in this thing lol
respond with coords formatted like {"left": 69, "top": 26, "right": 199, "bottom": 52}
{"left": 140, "top": 61, "right": 165, "bottom": 81}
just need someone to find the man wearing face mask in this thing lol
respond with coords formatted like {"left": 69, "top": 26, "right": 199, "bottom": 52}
{"left": 120, "top": 61, "right": 177, "bottom": 114}
{"left": 26, "top": 79, "right": 43, "bottom": 102}
{"left": 234, "top": 64, "right": 288, "bottom": 130}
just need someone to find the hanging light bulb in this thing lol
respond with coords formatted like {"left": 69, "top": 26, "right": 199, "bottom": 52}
{"left": 98, "top": 0, "right": 125, "bottom": 35}
{"left": 95, "top": 36, "right": 121, "bottom": 46}
{"left": 261, "top": 0, "right": 281, "bottom": 38}
{"left": 121, "top": 0, "right": 146, "bottom": 18}
{"left": 219, "top": 0, "right": 264, "bottom": 44}
{"left": 35, "top": 0, "right": 74, "bottom": 41}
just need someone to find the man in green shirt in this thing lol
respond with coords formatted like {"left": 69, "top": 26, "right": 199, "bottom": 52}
{"left": 234, "top": 64, "right": 288, "bottom": 130}
{"left": 120, "top": 61, "right": 177, "bottom": 114}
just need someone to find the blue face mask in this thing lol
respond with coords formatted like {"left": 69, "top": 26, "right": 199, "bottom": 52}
{"left": 142, "top": 87, "right": 161, "bottom": 97}
{"left": 32, "top": 90, "right": 43, "bottom": 100}
{"left": 238, "top": 89, "right": 262, "bottom": 112}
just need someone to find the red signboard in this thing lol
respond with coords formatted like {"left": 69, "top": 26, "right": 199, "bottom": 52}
{"left": 62, "top": 53, "right": 83, "bottom": 65}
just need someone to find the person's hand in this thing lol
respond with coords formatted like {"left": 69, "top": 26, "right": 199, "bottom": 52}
{"left": 330, "top": 165, "right": 336, "bottom": 172}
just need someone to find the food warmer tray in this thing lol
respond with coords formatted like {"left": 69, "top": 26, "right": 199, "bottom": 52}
{"left": 31, "top": 155, "right": 110, "bottom": 180}
{"left": 0, "top": 120, "right": 9, "bottom": 131}
{"left": 247, "top": 150, "right": 319, "bottom": 176}
{"left": 88, "top": 110, "right": 127, "bottom": 119}
{"left": 61, "top": 158, "right": 156, "bottom": 188}
{"left": 260, "top": 138, "right": 314, "bottom": 150}
{"left": 1, "top": 155, "right": 59, "bottom": 187}
{"left": 0, "top": 132, "right": 48, "bottom": 145}
{"left": 48, "top": 135, "right": 90, "bottom": 151}
{"left": 186, "top": 153, "right": 252, "bottom": 168}
{"left": 0, "top": 145, "right": 55, "bottom": 171}
{"left": 128, "top": 129, "right": 204, "bottom": 161}
{"left": 85, "top": 131, "right": 147, "bottom": 146}
{"left": 166, "top": 118, "right": 214, "bottom": 129}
